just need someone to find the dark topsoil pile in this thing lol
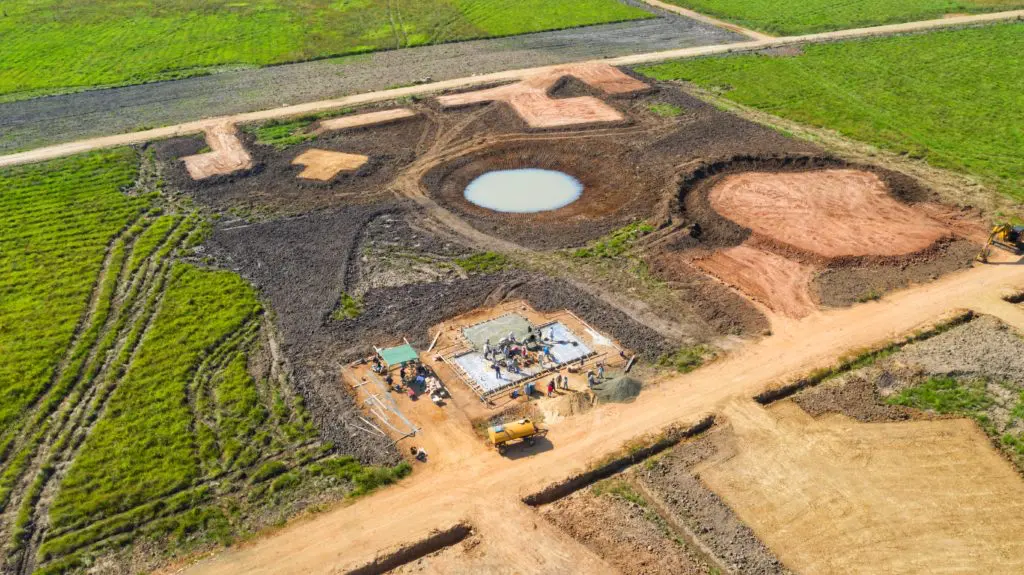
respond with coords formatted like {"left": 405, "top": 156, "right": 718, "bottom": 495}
{"left": 637, "top": 429, "right": 793, "bottom": 574}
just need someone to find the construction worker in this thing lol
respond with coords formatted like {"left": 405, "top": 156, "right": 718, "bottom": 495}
{"left": 483, "top": 339, "right": 493, "bottom": 360}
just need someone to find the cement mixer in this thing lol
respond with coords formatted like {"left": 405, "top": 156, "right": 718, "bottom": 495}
{"left": 487, "top": 418, "right": 541, "bottom": 454}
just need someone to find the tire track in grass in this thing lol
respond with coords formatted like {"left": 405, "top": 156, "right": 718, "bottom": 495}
{"left": 0, "top": 212, "right": 147, "bottom": 473}
{"left": 6, "top": 217, "right": 197, "bottom": 574}
{"left": 188, "top": 320, "right": 262, "bottom": 478}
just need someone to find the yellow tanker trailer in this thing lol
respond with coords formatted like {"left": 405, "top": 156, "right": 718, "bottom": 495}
{"left": 487, "top": 418, "right": 541, "bottom": 454}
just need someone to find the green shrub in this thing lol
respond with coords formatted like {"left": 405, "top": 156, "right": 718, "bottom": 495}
{"left": 251, "top": 461, "right": 288, "bottom": 483}
{"left": 270, "top": 472, "right": 301, "bottom": 493}
{"left": 572, "top": 221, "right": 655, "bottom": 258}
{"left": 657, "top": 345, "right": 711, "bottom": 373}
{"left": 455, "top": 252, "right": 509, "bottom": 274}
{"left": 888, "top": 376, "right": 993, "bottom": 414}
{"left": 647, "top": 103, "right": 683, "bottom": 117}
{"left": 332, "top": 292, "right": 364, "bottom": 320}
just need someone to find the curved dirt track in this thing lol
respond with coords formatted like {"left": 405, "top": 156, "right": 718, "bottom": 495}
{"left": 708, "top": 169, "right": 949, "bottom": 258}
{"left": 177, "top": 260, "right": 1024, "bottom": 575}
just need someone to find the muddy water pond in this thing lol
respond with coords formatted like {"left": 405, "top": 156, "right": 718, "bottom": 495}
{"left": 463, "top": 169, "right": 583, "bottom": 213}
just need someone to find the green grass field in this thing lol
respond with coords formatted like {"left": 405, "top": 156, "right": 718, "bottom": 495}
{"left": 0, "top": 0, "right": 651, "bottom": 102}
{"left": 638, "top": 23, "right": 1024, "bottom": 202}
{"left": 661, "top": 0, "right": 1023, "bottom": 35}
{"left": 0, "top": 150, "right": 146, "bottom": 439}
{"left": 0, "top": 150, "right": 410, "bottom": 572}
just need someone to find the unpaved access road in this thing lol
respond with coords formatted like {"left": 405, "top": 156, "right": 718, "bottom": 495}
{"left": 175, "top": 259, "right": 1024, "bottom": 575}
{"left": 2, "top": 10, "right": 1021, "bottom": 168}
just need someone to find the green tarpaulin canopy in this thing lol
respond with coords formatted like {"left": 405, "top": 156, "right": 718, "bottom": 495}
{"left": 378, "top": 343, "right": 418, "bottom": 367}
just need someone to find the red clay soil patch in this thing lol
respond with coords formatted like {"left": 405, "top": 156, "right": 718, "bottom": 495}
{"left": 292, "top": 149, "right": 368, "bottom": 180}
{"left": 182, "top": 122, "right": 253, "bottom": 180}
{"left": 312, "top": 108, "right": 416, "bottom": 135}
{"left": 708, "top": 169, "right": 949, "bottom": 258}
{"left": 437, "top": 62, "right": 648, "bottom": 128}
{"left": 694, "top": 243, "right": 816, "bottom": 319}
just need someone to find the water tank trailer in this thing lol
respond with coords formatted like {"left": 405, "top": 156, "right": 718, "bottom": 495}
{"left": 487, "top": 418, "right": 540, "bottom": 454}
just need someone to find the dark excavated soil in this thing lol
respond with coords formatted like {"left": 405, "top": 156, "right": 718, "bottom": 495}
{"left": 423, "top": 84, "right": 820, "bottom": 249}
{"left": 191, "top": 79, "right": 982, "bottom": 465}
{"left": 645, "top": 254, "right": 771, "bottom": 337}
{"left": 424, "top": 137, "right": 662, "bottom": 250}
{"left": 208, "top": 203, "right": 401, "bottom": 463}
{"left": 793, "top": 372, "right": 930, "bottom": 423}
{"left": 813, "top": 238, "right": 980, "bottom": 307}
{"left": 636, "top": 430, "right": 793, "bottom": 575}
{"left": 207, "top": 204, "right": 675, "bottom": 461}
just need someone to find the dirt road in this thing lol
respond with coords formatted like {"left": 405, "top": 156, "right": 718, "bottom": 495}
{"left": 636, "top": 0, "right": 774, "bottom": 40}
{"left": 176, "top": 259, "right": 1024, "bottom": 575}
{"left": 3, "top": 10, "right": 1021, "bottom": 169}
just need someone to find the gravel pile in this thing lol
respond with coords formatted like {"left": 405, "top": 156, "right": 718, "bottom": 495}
{"left": 592, "top": 376, "right": 643, "bottom": 403}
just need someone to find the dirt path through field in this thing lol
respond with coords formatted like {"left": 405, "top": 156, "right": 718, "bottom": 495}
{"left": 636, "top": 0, "right": 774, "bottom": 40}
{"left": 3, "top": 10, "right": 1021, "bottom": 169}
{"left": 177, "top": 259, "right": 1024, "bottom": 575}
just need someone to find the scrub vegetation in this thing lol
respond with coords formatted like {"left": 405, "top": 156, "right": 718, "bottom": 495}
{"left": 0, "top": 0, "right": 651, "bottom": 102}
{"left": 638, "top": 24, "right": 1024, "bottom": 201}
{"left": 660, "top": 0, "right": 1023, "bottom": 35}
{"left": 0, "top": 150, "right": 411, "bottom": 573}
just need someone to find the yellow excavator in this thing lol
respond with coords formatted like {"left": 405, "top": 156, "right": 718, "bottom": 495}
{"left": 976, "top": 223, "right": 1024, "bottom": 263}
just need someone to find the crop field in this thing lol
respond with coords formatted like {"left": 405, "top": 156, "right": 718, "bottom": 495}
{"left": 660, "top": 0, "right": 1024, "bottom": 34}
{"left": 637, "top": 23, "right": 1024, "bottom": 202}
{"left": 0, "top": 150, "right": 409, "bottom": 574}
{"left": 0, "top": 0, "right": 651, "bottom": 102}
